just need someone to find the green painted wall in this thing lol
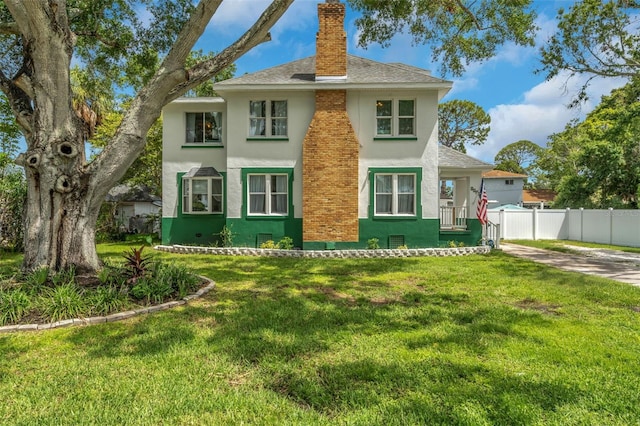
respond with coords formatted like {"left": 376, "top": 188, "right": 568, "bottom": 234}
{"left": 438, "top": 219, "right": 484, "bottom": 247}
{"left": 162, "top": 216, "right": 226, "bottom": 245}
{"left": 226, "top": 217, "right": 303, "bottom": 248}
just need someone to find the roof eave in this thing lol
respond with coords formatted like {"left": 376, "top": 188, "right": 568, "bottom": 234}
{"left": 214, "top": 82, "right": 453, "bottom": 92}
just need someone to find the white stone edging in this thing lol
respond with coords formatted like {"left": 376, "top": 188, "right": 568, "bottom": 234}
{"left": 0, "top": 277, "right": 215, "bottom": 334}
{"left": 155, "top": 244, "right": 491, "bottom": 258}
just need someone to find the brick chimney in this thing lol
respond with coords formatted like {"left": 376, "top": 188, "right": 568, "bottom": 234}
{"left": 315, "top": 0, "right": 347, "bottom": 80}
{"left": 302, "top": 1, "right": 359, "bottom": 246}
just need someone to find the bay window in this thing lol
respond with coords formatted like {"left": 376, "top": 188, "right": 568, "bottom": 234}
{"left": 182, "top": 175, "right": 223, "bottom": 214}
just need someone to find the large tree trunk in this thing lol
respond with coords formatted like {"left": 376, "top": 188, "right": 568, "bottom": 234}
{"left": 2, "top": 0, "right": 294, "bottom": 274}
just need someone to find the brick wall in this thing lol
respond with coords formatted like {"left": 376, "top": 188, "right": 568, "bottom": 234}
{"left": 315, "top": 1, "right": 347, "bottom": 77}
{"left": 302, "top": 90, "right": 359, "bottom": 243}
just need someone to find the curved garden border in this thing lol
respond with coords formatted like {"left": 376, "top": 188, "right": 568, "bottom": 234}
{"left": 0, "top": 276, "right": 215, "bottom": 333}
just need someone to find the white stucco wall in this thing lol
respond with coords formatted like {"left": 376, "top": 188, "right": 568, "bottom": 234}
{"left": 162, "top": 88, "right": 444, "bottom": 221}
{"left": 162, "top": 98, "right": 227, "bottom": 218}
{"left": 349, "top": 89, "right": 440, "bottom": 219}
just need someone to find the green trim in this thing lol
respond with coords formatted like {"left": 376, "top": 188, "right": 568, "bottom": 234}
{"left": 177, "top": 171, "right": 227, "bottom": 218}
{"left": 373, "top": 137, "right": 418, "bottom": 141}
{"left": 181, "top": 144, "right": 224, "bottom": 149}
{"left": 246, "top": 138, "right": 289, "bottom": 142}
{"left": 368, "top": 167, "right": 422, "bottom": 219}
{"left": 241, "top": 167, "right": 294, "bottom": 219}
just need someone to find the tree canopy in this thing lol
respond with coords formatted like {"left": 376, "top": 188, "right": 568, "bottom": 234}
{"left": 438, "top": 99, "right": 490, "bottom": 153}
{"left": 494, "top": 140, "right": 544, "bottom": 187}
{"left": 539, "top": 0, "right": 640, "bottom": 105}
{"left": 539, "top": 77, "right": 640, "bottom": 208}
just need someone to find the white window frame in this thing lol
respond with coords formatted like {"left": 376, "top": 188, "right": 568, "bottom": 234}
{"left": 375, "top": 99, "right": 416, "bottom": 137}
{"left": 185, "top": 112, "right": 223, "bottom": 144}
{"left": 505, "top": 179, "right": 514, "bottom": 185}
{"left": 249, "top": 100, "right": 288, "bottom": 137}
{"left": 247, "top": 174, "right": 289, "bottom": 216}
{"left": 374, "top": 173, "right": 416, "bottom": 216}
{"left": 182, "top": 177, "right": 224, "bottom": 214}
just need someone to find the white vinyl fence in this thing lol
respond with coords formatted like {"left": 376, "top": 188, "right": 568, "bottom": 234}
{"left": 487, "top": 208, "right": 640, "bottom": 248}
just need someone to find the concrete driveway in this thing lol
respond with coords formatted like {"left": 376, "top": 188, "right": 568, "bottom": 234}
{"left": 500, "top": 243, "right": 640, "bottom": 287}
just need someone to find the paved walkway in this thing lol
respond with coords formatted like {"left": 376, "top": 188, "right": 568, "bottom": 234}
{"left": 500, "top": 243, "right": 640, "bottom": 287}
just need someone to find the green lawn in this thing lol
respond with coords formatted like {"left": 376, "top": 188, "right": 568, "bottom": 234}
{"left": 1, "top": 243, "right": 640, "bottom": 425}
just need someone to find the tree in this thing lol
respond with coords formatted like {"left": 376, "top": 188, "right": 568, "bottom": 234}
{"left": 438, "top": 99, "right": 490, "bottom": 153}
{"left": 539, "top": 0, "right": 640, "bottom": 105}
{"left": 493, "top": 140, "right": 544, "bottom": 187}
{"left": 350, "top": 0, "right": 537, "bottom": 76}
{"left": 0, "top": 93, "right": 20, "bottom": 156}
{"left": 0, "top": 0, "right": 538, "bottom": 274}
{"left": 539, "top": 77, "right": 640, "bottom": 208}
{"left": 0, "top": 0, "right": 294, "bottom": 273}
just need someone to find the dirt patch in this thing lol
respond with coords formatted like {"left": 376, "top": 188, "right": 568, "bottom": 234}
{"left": 515, "top": 298, "right": 563, "bottom": 316}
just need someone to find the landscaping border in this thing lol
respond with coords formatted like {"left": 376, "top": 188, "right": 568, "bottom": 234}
{"left": 155, "top": 244, "right": 491, "bottom": 258}
{"left": 0, "top": 276, "right": 215, "bottom": 333}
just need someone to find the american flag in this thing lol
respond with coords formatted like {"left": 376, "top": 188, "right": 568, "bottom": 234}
{"left": 476, "top": 179, "right": 488, "bottom": 225}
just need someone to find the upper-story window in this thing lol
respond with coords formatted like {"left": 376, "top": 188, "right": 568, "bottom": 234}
{"left": 505, "top": 179, "right": 514, "bottom": 185}
{"left": 185, "top": 112, "right": 222, "bottom": 144}
{"left": 249, "top": 100, "right": 288, "bottom": 137}
{"left": 376, "top": 99, "right": 415, "bottom": 137}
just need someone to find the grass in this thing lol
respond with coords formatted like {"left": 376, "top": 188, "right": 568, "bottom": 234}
{"left": 1, "top": 242, "right": 640, "bottom": 424}
{"left": 506, "top": 239, "right": 640, "bottom": 255}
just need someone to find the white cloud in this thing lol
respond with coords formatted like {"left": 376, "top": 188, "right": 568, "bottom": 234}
{"left": 468, "top": 72, "right": 629, "bottom": 163}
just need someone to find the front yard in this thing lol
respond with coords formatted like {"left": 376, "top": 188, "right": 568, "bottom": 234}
{"left": 1, "top": 243, "right": 639, "bottom": 424}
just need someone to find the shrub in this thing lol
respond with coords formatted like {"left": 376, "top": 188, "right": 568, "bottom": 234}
{"left": 217, "top": 224, "right": 234, "bottom": 247}
{"left": 277, "top": 236, "right": 294, "bottom": 250}
{"left": 0, "top": 289, "right": 31, "bottom": 325}
{"left": 367, "top": 238, "right": 380, "bottom": 250}
{"left": 155, "top": 263, "right": 201, "bottom": 298}
{"left": 122, "top": 245, "right": 153, "bottom": 283}
{"left": 90, "top": 285, "right": 130, "bottom": 315}
{"left": 39, "top": 282, "right": 88, "bottom": 322}
{"left": 397, "top": 245, "right": 409, "bottom": 250}
{"left": 260, "top": 240, "right": 277, "bottom": 249}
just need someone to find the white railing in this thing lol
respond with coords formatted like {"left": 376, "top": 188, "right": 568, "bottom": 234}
{"left": 439, "top": 205, "right": 467, "bottom": 229}
{"left": 485, "top": 221, "right": 500, "bottom": 249}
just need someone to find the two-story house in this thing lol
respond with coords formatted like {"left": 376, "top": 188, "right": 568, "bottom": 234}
{"left": 161, "top": 0, "right": 491, "bottom": 249}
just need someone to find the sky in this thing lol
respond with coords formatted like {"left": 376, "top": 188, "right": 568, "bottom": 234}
{"left": 195, "top": 0, "right": 629, "bottom": 164}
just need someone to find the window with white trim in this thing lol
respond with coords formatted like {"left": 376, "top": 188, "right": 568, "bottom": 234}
{"left": 185, "top": 112, "right": 222, "bottom": 143}
{"left": 505, "top": 179, "right": 514, "bottom": 185}
{"left": 182, "top": 177, "right": 223, "bottom": 214}
{"left": 374, "top": 173, "right": 416, "bottom": 215}
{"left": 249, "top": 100, "right": 288, "bottom": 137}
{"left": 248, "top": 174, "right": 288, "bottom": 215}
{"left": 376, "top": 99, "right": 415, "bottom": 136}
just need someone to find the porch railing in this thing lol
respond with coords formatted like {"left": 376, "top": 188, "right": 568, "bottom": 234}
{"left": 484, "top": 220, "right": 501, "bottom": 249}
{"left": 439, "top": 205, "right": 467, "bottom": 229}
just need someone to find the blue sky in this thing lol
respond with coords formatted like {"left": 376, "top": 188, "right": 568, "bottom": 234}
{"left": 197, "top": 0, "right": 629, "bottom": 164}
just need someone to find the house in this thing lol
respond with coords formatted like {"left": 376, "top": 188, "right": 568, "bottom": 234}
{"left": 522, "top": 189, "right": 556, "bottom": 209}
{"left": 161, "top": 0, "right": 492, "bottom": 249}
{"left": 106, "top": 184, "right": 161, "bottom": 233}
{"left": 481, "top": 170, "right": 528, "bottom": 208}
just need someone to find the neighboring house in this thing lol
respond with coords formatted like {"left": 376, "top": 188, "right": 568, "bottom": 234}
{"left": 522, "top": 189, "right": 556, "bottom": 209}
{"left": 106, "top": 184, "right": 162, "bottom": 233}
{"left": 481, "top": 170, "right": 528, "bottom": 208}
{"left": 161, "top": 1, "right": 492, "bottom": 249}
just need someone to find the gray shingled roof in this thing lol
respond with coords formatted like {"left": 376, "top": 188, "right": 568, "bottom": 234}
{"left": 438, "top": 145, "right": 493, "bottom": 170}
{"left": 215, "top": 55, "right": 452, "bottom": 89}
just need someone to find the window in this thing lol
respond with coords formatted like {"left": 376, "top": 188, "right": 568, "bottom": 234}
{"left": 376, "top": 99, "right": 415, "bottom": 137}
{"left": 248, "top": 174, "right": 288, "bottom": 215}
{"left": 185, "top": 112, "right": 222, "bottom": 143}
{"left": 249, "top": 100, "right": 287, "bottom": 137}
{"left": 505, "top": 179, "right": 514, "bottom": 185}
{"left": 375, "top": 173, "right": 416, "bottom": 215}
{"left": 181, "top": 167, "right": 223, "bottom": 214}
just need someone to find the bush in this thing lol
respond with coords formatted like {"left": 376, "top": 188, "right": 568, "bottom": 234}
{"left": 0, "top": 289, "right": 32, "bottom": 325}
{"left": 367, "top": 238, "right": 380, "bottom": 250}
{"left": 260, "top": 240, "right": 277, "bottom": 249}
{"left": 277, "top": 236, "right": 294, "bottom": 250}
{"left": 38, "top": 282, "right": 88, "bottom": 322}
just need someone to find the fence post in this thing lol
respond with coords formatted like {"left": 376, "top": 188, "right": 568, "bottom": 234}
{"left": 609, "top": 207, "right": 614, "bottom": 245}
{"left": 532, "top": 208, "right": 538, "bottom": 240}
{"left": 499, "top": 209, "right": 505, "bottom": 239}
{"left": 580, "top": 208, "right": 584, "bottom": 242}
